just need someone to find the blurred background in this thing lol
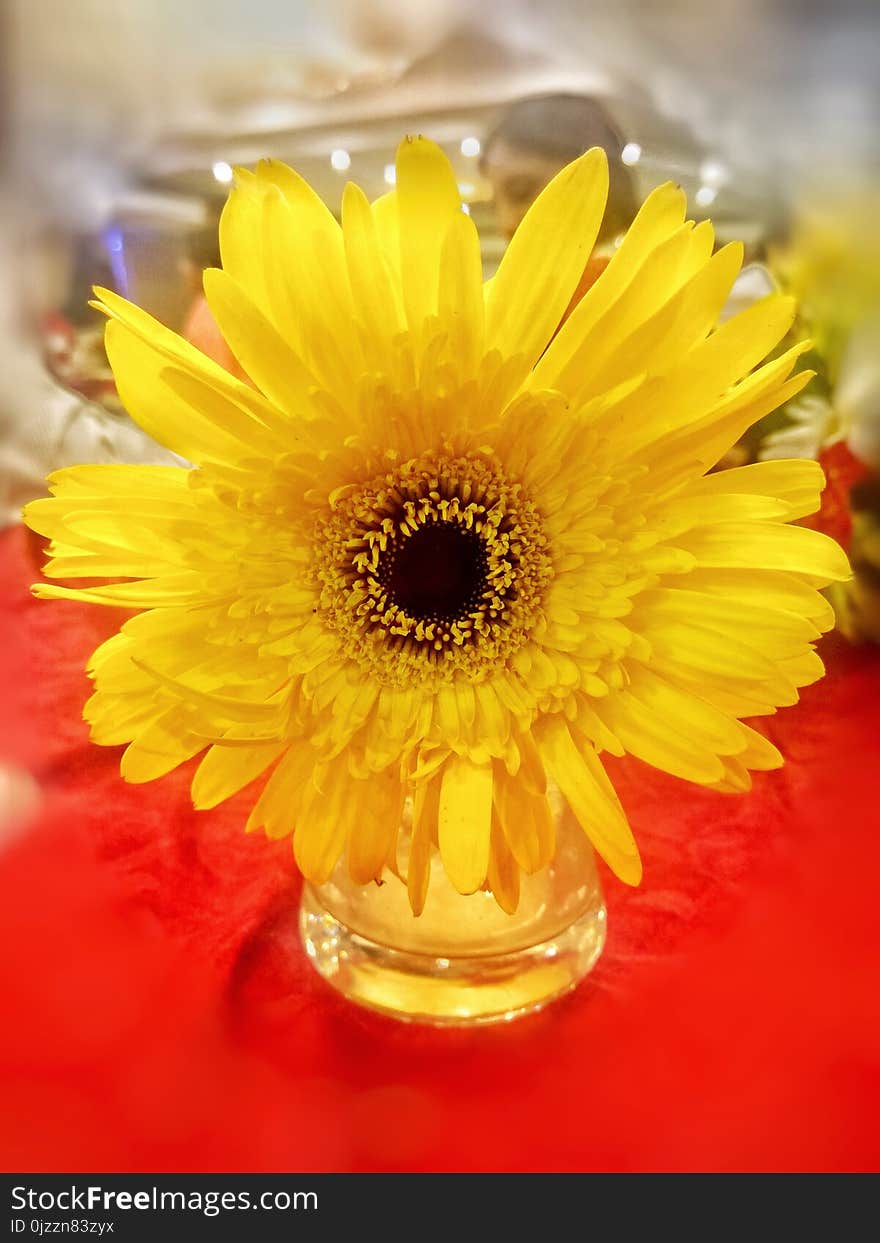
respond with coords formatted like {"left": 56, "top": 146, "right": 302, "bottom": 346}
{"left": 1, "top": 0, "right": 879, "bottom": 557}
{"left": 4, "top": 1, "right": 879, "bottom": 350}
{"left": 1, "top": 1, "right": 880, "bottom": 1174}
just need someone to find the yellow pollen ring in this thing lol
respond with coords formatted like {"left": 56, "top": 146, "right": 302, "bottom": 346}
{"left": 312, "top": 453, "right": 552, "bottom": 687}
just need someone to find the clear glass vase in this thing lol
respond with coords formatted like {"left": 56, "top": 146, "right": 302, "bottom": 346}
{"left": 298, "top": 792, "right": 606, "bottom": 1026}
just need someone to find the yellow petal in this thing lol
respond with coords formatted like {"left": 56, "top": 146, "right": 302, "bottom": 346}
{"left": 218, "top": 173, "right": 271, "bottom": 319}
{"left": 347, "top": 768, "right": 402, "bottom": 885}
{"left": 574, "top": 700, "right": 625, "bottom": 757}
{"left": 474, "top": 682, "right": 511, "bottom": 751}
{"left": 294, "top": 761, "right": 352, "bottom": 884}
{"left": 246, "top": 743, "right": 316, "bottom": 839}
{"left": 674, "top": 521, "right": 851, "bottom": 581}
{"left": 438, "top": 755, "right": 493, "bottom": 894}
{"left": 594, "top": 690, "right": 726, "bottom": 784}
{"left": 541, "top": 220, "right": 711, "bottom": 399}
{"left": 677, "top": 457, "right": 825, "bottom": 522}
{"left": 103, "top": 320, "right": 261, "bottom": 465}
{"left": 202, "top": 268, "right": 322, "bottom": 420}
{"left": 395, "top": 136, "right": 461, "bottom": 336}
{"left": 32, "top": 572, "right": 229, "bottom": 609}
{"left": 485, "top": 147, "right": 609, "bottom": 371}
{"left": 341, "top": 181, "right": 405, "bottom": 368}
{"left": 438, "top": 211, "right": 485, "bottom": 382}
{"left": 120, "top": 707, "right": 206, "bottom": 783}
{"left": 601, "top": 305, "right": 801, "bottom": 462}
{"left": 635, "top": 585, "right": 822, "bottom": 653}
{"left": 370, "top": 189, "right": 400, "bottom": 283}
{"left": 637, "top": 354, "right": 813, "bottom": 487}
{"left": 408, "top": 775, "right": 441, "bottom": 916}
{"left": 221, "top": 158, "right": 348, "bottom": 325}
{"left": 536, "top": 714, "right": 642, "bottom": 884}
{"left": 581, "top": 242, "right": 743, "bottom": 401}
{"left": 679, "top": 293, "right": 797, "bottom": 394}
{"left": 672, "top": 567, "right": 836, "bottom": 631}
{"left": 86, "top": 690, "right": 162, "bottom": 747}
{"left": 93, "top": 285, "right": 288, "bottom": 437}
{"left": 530, "top": 181, "right": 686, "bottom": 392}
{"left": 736, "top": 724, "right": 784, "bottom": 771}
{"left": 709, "top": 757, "right": 754, "bottom": 794}
{"left": 487, "top": 816, "right": 521, "bottom": 915}
{"left": 622, "top": 665, "right": 748, "bottom": 756}
{"left": 44, "top": 462, "right": 190, "bottom": 500}
{"left": 191, "top": 741, "right": 285, "bottom": 810}
{"left": 493, "top": 761, "right": 554, "bottom": 873}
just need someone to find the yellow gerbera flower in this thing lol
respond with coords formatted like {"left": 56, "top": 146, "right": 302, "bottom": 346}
{"left": 24, "top": 138, "right": 850, "bottom": 914}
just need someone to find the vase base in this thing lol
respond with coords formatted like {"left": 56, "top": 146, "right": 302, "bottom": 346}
{"left": 299, "top": 886, "right": 606, "bottom": 1026}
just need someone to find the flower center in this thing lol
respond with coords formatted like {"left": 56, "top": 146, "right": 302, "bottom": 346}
{"left": 378, "top": 522, "right": 488, "bottom": 623}
{"left": 313, "top": 452, "right": 552, "bottom": 686}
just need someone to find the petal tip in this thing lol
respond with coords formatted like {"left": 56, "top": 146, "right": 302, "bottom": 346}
{"left": 615, "top": 851, "right": 644, "bottom": 887}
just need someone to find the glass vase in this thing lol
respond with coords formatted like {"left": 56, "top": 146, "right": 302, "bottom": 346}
{"left": 298, "top": 791, "right": 606, "bottom": 1026}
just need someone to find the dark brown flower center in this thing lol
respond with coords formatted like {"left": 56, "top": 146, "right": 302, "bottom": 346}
{"left": 313, "top": 452, "right": 553, "bottom": 685}
{"left": 377, "top": 521, "right": 488, "bottom": 623}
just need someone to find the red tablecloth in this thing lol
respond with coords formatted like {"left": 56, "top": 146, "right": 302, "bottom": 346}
{"left": 1, "top": 522, "right": 878, "bottom": 1172}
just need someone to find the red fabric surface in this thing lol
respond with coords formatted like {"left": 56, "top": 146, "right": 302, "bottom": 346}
{"left": 803, "top": 441, "right": 871, "bottom": 550}
{"left": 1, "top": 521, "right": 879, "bottom": 1173}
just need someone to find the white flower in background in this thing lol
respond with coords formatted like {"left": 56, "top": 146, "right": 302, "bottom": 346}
{"left": 759, "top": 317, "right": 880, "bottom": 467}
{"left": 720, "top": 263, "right": 778, "bottom": 323}
{"left": 759, "top": 394, "right": 843, "bottom": 462}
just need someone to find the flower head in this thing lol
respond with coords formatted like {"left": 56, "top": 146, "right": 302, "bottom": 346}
{"left": 25, "top": 138, "right": 850, "bottom": 913}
